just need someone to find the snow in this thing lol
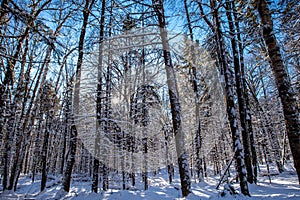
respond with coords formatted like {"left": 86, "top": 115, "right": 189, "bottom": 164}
{"left": 1, "top": 165, "right": 299, "bottom": 200}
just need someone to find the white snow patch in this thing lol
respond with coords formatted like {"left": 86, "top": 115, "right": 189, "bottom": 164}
{"left": 2, "top": 167, "right": 299, "bottom": 200}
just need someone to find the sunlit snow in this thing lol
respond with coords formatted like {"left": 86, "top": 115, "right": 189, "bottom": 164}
{"left": 1, "top": 164, "right": 299, "bottom": 200}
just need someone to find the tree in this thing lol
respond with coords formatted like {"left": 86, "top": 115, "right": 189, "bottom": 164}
{"left": 256, "top": 0, "right": 300, "bottom": 184}
{"left": 152, "top": 0, "right": 192, "bottom": 197}
{"left": 1, "top": 0, "right": 52, "bottom": 190}
{"left": 62, "top": 0, "right": 96, "bottom": 192}
{"left": 40, "top": 83, "right": 58, "bottom": 192}
{"left": 197, "top": 0, "right": 250, "bottom": 195}
{"left": 225, "top": 0, "right": 256, "bottom": 183}
{"left": 92, "top": 0, "right": 106, "bottom": 193}
{"left": 131, "top": 85, "right": 161, "bottom": 190}
{"left": 183, "top": 0, "right": 204, "bottom": 182}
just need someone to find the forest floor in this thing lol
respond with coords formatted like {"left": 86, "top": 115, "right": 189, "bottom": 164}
{"left": 0, "top": 163, "right": 299, "bottom": 200}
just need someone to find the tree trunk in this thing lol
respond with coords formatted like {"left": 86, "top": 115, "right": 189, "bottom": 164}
{"left": 92, "top": 0, "right": 106, "bottom": 193}
{"left": 62, "top": 0, "right": 95, "bottom": 192}
{"left": 41, "top": 115, "right": 51, "bottom": 192}
{"left": 248, "top": 83, "right": 284, "bottom": 173}
{"left": 164, "top": 125, "right": 173, "bottom": 184}
{"left": 7, "top": 40, "right": 53, "bottom": 190}
{"left": 41, "top": 84, "right": 56, "bottom": 192}
{"left": 210, "top": 0, "right": 250, "bottom": 195}
{"left": 257, "top": 0, "right": 300, "bottom": 183}
{"left": 225, "top": 0, "right": 254, "bottom": 184}
{"left": 152, "top": 0, "right": 191, "bottom": 197}
{"left": 233, "top": 4, "right": 258, "bottom": 182}
{"left": 62, "top": 121, "right": 78, "bottom": 192}
{"left": 61, "top": 80, "right": 72, "bottom": 175}
{"left": 184, "top": 0, "right": 204, "bottom": 182}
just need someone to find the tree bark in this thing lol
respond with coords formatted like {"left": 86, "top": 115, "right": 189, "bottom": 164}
{"left": 257, "top": 0, "right": 300, "bottom": 183}
{"left": 233, "top": 3, "right": 258, "bottom": 182}
{"left": 210, "top": 0, "right": 250, "bottom": 195}
{"left": 184, "top": 0, "right": 204, "bottom": 182}
{"left": 62, "top": 0, "right": 95, "bottom": 192}
{"left": 92, "top": 0, "right": 106, "bottom": 193}
{"left": 41, "top": 107, "right": 51, "bottom": 192}
{"left": 7, "top": 40, "right": 53, "bottom": 190}
{"left": 225, "top": 0, "right": 254, "bottom": 184}
{"left": 152, "top": 0, "right": 191, "bottom": 197}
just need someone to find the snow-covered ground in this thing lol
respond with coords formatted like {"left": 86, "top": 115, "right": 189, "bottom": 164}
{"left": 1, "top": 164, "right": 299, "bottom": 200}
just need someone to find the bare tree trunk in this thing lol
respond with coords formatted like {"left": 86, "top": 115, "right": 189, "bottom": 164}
{"left": 248, "top": 82, "right": 285, "bottom": 173}
{"left": 233, "top": 3, "right": 258, "bottom": 182}
{"left": 142, "top": 136, "right": 148, "bottom": 190}
{"left": 62, "top": 119, "right": 78, "bottom": 192}
{"left": 257, "top": 0, "right": 300, "bottom": 183}
{"left": 62, "top": 0, "right": 95, "bottom": 192}
{"left": 142, "top": 51, "right": 148, "bottom": 191}
{"left": 41, "top": 112, "right": 51, "bottom": 192}
{"left": 225, "top": 0, "right": 254, "bottom": 184}
{"left": 7, "top": 40, "right": 53, "bottom": 190}
{"left": 163, "top": 124, "right": 173, "bottom": 183}
{"left": 60, "top": 78, "right": 73, "bottom": 176}
{"left": 184, "top": 0, "right": 204, "bottom": 182}
{"left": 1, "top": 93, "right": 13, "bottom": 190}
{"left": 1, "top": 11, "right": 33, "bottom": 190}
{"left": 92, "top": 0, "right": 106, "bottom": 193}
{"left": 41, "top": 82, "right": 58, "bottom": 192}
{"left": 210, "top": 0, "right": 250, "bottom": 195}
{"left": 152, "top": 0, "right": 191, "bottom": 197}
